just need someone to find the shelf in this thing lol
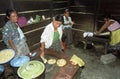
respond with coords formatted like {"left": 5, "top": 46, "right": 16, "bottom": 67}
{"left": 53, "top": 7, "right": 66, "bottom": 11}
{"left": 18, "top": 9, "right": 50, "bottom": 14}
{"left": 53, "top": 1, "right": 68, "bottom": 4}
{"left": 72, "top": 28, "right": 86, "bottom": 32}
{"left": 0, "top": 9, "right": 50, "bottom": 16}
{"left": 70, "top": 5, "right": 86, "bottom": 8}
{"left": 71, "top": 11, "right": 94, "bottom": 15}
{"left": 22, "top": 18, "right": 51, "bottom": 27}
{"left": 24, "top": 27, "right": 44, "bottom": 35}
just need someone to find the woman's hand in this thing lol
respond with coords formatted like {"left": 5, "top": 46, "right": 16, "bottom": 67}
{"left": 40, "top": 52, "right": 47, "bottom": 63}
{"left": 12, "top": 48, "right": 18, "bottom": 56}
{"left": 95, "top": 31, "right": 100, "bottom": 35}
{"left": 40, "top": 51, "right": 45, "bottom": 57}
{"left": 40, "top": 42, "right": 45, "bottom": 57}
{"left": 8, "top": 39, "right": 18, "bottom": 55}
{"left": 70, "top": 21, "right": 74, "bottom": 26}
{"left": 14, "top": 48, "right": 18, "bottom": 53}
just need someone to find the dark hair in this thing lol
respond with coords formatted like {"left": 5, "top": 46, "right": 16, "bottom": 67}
{"left": 64, "top": 9, "right": 70, "bottom": 13}
{"left": 54, "top": 15, "right": 64, "bottom": 24}
{"left": 5, "top": 9, "right": 17, "bottom": 23}
{"left": 102, "top": 13, "right": 112, "bottom": 19}
{"left": 102, "top": 13, "right": 120, "bottom": 23}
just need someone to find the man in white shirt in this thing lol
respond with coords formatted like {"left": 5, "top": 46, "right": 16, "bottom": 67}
{"left": 40, "top": 15, "right": 64, "bottom": 58}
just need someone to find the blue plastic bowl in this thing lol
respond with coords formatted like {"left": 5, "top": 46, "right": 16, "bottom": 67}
{"left": 10, "top": 55, "right": 30, "bottom": 67}
{"left": 0, "top": 65, "right": 4, "bottom": 74}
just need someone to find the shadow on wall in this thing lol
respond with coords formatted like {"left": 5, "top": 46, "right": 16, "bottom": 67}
{"left": 69, "top": 0, "right": 91, "bottom": 6}
{"left": 74, "top": 0, "right": 81, "bottom": 5}
{"left": 69, "top": 0, "right": 81, "bottom": 5}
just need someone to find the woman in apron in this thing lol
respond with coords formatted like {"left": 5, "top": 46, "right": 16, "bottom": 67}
{"left": 2, "top": 9, "right": 30, "bottom": 56}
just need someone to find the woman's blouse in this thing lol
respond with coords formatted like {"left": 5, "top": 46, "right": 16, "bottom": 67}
{"left": 63, "top": 16, "right": 72, "bottom": 29}
{"left": 108, "top": 19, "right": 120, "bottom": 31}
{"left": 53, "top": 31, "right": 60, "bottom": 42}
{"left": 2, "top": 21, "right": 22, "bottom": 48}
{"left": 40, "top": 22, "right": 62, "bottom": 48}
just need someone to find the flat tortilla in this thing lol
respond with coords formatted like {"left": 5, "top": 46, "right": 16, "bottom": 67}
{"left": 56, "top": 59, "right": 66, "bottom": 67}
{"left": 48, "top": 59, "right": 56, "bottom": 64}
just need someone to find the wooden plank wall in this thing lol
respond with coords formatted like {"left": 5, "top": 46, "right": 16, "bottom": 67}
{"left": 1, "top": 0, "right": 119, "bottom": 50}
{"left": 68, "top": 0, "right": 120, "bottom": 42}
{"left": 0, "top": 0, "right": 68, "bottom": 51}
{"left": 68, "top": 0, "right": 97, "bottom": 41}
{"left": 0, "top": 0, "right": 12, "bottom": 50}
{"left": 96, "top": 0, "right": 120, "bottom": 31}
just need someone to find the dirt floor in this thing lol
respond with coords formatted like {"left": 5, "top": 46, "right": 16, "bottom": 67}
{"left": 0, "top": 44, "right": 120, "bottom": 79}
{"left": 45, "top": 45, "right": 120, "bottom": 79}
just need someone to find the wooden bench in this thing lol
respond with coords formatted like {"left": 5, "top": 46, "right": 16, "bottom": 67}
{"left": 84, "top": 36, "right": 109, "bottom": 54}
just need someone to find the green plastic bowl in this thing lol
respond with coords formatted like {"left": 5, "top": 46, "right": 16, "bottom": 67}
{"left": 17, "top": 60, "right": 45, "bottom": 79}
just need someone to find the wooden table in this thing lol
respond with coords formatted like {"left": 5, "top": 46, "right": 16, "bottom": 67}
{"left": 53, "top": 61, "right": 81, "bottom": 79}
{"left": 33, "top": 48, "right": 83, "bottom": 79}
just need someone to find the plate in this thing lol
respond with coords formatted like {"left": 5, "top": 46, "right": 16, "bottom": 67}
{"left": 10, "top": 56, "right": 30, "bottom": 67}
{"left": 17, "top": 60, "right": 45, "bottom": 79}
{"left": 0, "top": 49, "right": 15, "bottom": 64}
